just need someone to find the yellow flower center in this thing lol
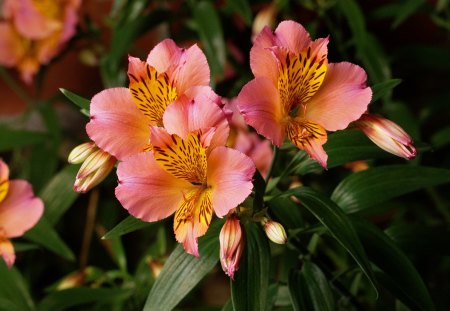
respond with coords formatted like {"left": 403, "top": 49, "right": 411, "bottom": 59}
{"left": 129, "top": 64, "right": 178, "bottom": 127}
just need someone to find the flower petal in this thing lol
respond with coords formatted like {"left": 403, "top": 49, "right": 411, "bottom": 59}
{"left": 236, "top": 77, "right": 285, "bottom": 146}
{"left": 0, "top": 23, "right": 25, "bottom": 67}
{"left": 0, "top": 238, "right": 15, "bottom": 268}
{"left": 0, "top": 180, "right": 44, "bottom": 238}
{"left": 115, "top": 152, "right": 192, "bottom": 222}
{"left": 0, "top": 160, "right": 9, "bottom": 203}
{"left": 207, "top": 146, "right": 255, "bottom": 217}
{"left": 147, "top": 39, "right": 210, "bottom": 95}
{"left": 174, "top": 188, "right": 213, "bottom": 257}
{"left": 274, "top": 20, "right": 311, "bottom": 54}
{"left": 163, "top": 87, "right": 229, "bottom": 149}
{"left": 305, "top": 62, "right": 372, "bottom": 131}
{"left": 86, "top": 88, "right": 151, "bottom": 160}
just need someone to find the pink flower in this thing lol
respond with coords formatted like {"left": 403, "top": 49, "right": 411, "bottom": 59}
{"left": 219, "top": 214, "right": 245, "bottom": 279}
{"left": 236, "top": 20, "right": 372, "bottom": 168}
{"left": 0, "top": 159, "right": 44, "bottom": 268}
{"left": 353, "top": 114, "right": 417, "bottom": 160}
{"left": 0, "top": 0, "right": 81, "bottom": 83}
{"left": 86, "top": 39, "right": 215, "bottom": 161}
{"left": 115, "top": 96, "right": 255, "bottom": 256}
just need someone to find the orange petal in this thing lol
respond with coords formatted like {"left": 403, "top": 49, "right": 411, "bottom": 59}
{"left": 0, "top": 238, "right": 15, "bottom": 268}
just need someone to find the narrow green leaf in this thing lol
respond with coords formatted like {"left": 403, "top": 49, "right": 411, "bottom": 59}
{"left": 391, "top": 0, "right": 425, "bottom": 28}
{"left": 102, "top": 215, "right": 152, "bottom": 240}
{"left": 0, "top": 125, "right": 48, "bottom": 152}
{"left": 110, "top": 237, "right": 127, "bottom": 271}
{"left": 331, "top": 166, "right": 450, "bottom": 214}
{"left": 39, "top": 165, "right": 80, "bottom": 225}
{"left": 0, "top": 261, "right": 35, "bottom": 311}
{"left": 37, "top": 288, "right": 131, "bottom": 311}
{"left": 279, "top": 187, "right": 378, "bottom": 295}
{"left": 231, "top": 222, "right": 271, "bottom": 311}
{"left": 371, "top": 79, "right": 402, "bottom": 103}
{"left": 352, "top": 219, "right": 436, "bottom": 311}
{"left": 143, "top": 220, "right": 222, "bottom": 311}
{"left": 23, "top": 216, "right": 75, "bottom": 261}
{"left": 0, "top": 298, "right": 23, "bottom": 311}
{"left": 431, "top": 125, "right": 450, "bottom": 149}
{"left": 59, "top": 88, "right": 90, "bottom": 111}
{"left": 289, "top": 262, "right": 335, "bottom": 311}
{"left": 192, "top": 1, "right": 226, "bottom": 78}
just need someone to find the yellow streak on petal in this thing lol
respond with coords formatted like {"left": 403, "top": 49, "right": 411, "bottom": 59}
{"left": 286, "top": 119, "right": 327, "bottom": 150}
{"left": 153, "top": 133, "right": 207, "bottom": 184}
{"left": 129, "top": 64, "right": 177, "bottom": 127}
{"left": 173, "top": 188, "right": 213, "bottom": 248}
{"left": 278, "top": 48, "right": 328, "bottom": 115}
{"left": 0, "top": 181, "right": 9, "bottom": 204}
{"left": 32, "top": 0, "right": 62, "bottom": 20}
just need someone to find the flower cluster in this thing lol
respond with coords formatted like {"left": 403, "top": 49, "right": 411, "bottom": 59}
{"left": 71, "top": 20, "right": 417, "bottom": 278}
{"left": 0, "top": 159, "right": 43, "bottom": 268}
{"left": 0, "top": 0, "right": 81, "bottom": 83}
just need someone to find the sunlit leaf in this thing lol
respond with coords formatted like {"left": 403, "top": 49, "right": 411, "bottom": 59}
{"left": 39, "top": 165, "right": 80, "bottom": 225}
{"left": 59, "top": 88, "right": 90, "bottom": 111}
{"left": 143, "top": 220, "right": 222, "bottom": 311}
{"left": 353, "top": 219, "right": 436, "bottom": 311}
{"left": 231, "top": 222, "right": 271, "bottom": 311}
{"left": 24, "top": 216, "right": 75, "bottom": 261}
{"left": 331, "top": 166, "right": 450, "bottom": 214}
{"left": 279, "top": 187, "right": 378, "bottom": 295}
{"left": 102, "top": 215, "right": 153, "bottom": 240}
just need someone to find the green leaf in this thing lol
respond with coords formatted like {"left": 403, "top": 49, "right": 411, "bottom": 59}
{"left": 23, "top": 216, "right": 75, "bottom": 261}
{"left": 37, "top": 288, "right": 131, "bottom": 311}
{"left": 0, "top": 261, "right": 35, "bottom": 311}
{"left": 0, "top": 298, "right": 24, "bottom": 311}
{"left": 59, "top": 88, "right": 90, "bottom": 116}
{"left": 231, "top": 222, "right": 271, "bottom": 311}
{"left": 371, "top": 79, "right": 402, "bottom": 103}
{"left": 352, "top": 219, "right": 436, "bottom": 311}
{"left": 391, "top": 0, "right": 425, "bottom": 28}
{"left": 289, "top": 261, "right": 335, "bottom": 311}
{"left": 102, "top": 215, "right": 153, "bottom": 240}
{"left": 431, "top": 125, "right": 450, "bottom": 149}
{"left": 226, "top": 0, "right": 252, "bottom": 25}
{"left": 143, "top": 220, "right": 222, "bottom": 311}
{"left": 331, "top": 166, "right": 450, "bottom": 214}
{"left": 279, "top": 187, "right": 377, "bottom": 295}
{"left": 39, "top": 165, "right": 80, "bottom": 225}
{"left": 0, "top": 125, "right": 48, "bottom": 152}
{"left": 192, "top": 1, "right": 226, "bottom": 79}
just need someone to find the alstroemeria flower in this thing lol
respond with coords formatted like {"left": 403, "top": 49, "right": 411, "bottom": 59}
{"left": 115, "top": 96, "right": 255, "bottom": 256}
{"left": 237, "top": 20, "right": 372, "bottom": 168}
{"left": 86, "top": 39, "right": 214, "bottom": 161}
{"left": 0, "top": 0, "right": 81, "bottom": 83}
{"left": 0, "top": 159, "right": 44, "bottom": 268}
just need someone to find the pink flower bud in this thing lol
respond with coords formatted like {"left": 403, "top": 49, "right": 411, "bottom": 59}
{"left": 73, "top": 148, "right": 116, "bottom": 193}
{"left": 355, "top": 114, "right": 417, "bottom": 160}
{"left": 262, "top": 218, "right": 287, "bottom": 244}
{"left": 219, "top": 215, "right": 245, "bottom": 279}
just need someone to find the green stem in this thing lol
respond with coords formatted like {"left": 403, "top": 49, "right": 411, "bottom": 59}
{"left": 0, "top": 67, "right": 33, "bottom": 105}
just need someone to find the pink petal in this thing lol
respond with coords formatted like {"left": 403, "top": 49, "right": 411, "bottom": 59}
{"left": 12, "top": 0, "right": 59, "bottom": 40}
{"left": 250, "top": 21, "right": 312, "bottom": 83}
{"left": 0, "top": 180, "right": 44, "bottom": 238}
{"left": 0, "top": 239, "right": 15, "bottom": 268}
{"left": 163, "top": 87, "right": 229, "bottom": 148}
{"left": 234, "top": 132, "right": 273, "bottom": 179}
{"left": 0, "top": 160, "right": 9, "bottom": 183}
{"left": 115, "top": 153, "right": 192, "bottom": 222}
{"left": 207, "top": 147, "right": 255, "bottom": 217}
{"left": 236, "top": 77, "right": 285, "bottom": 146}
{"left": 86, "top": 88, "right": 150, "bottom": 160}
{"left": 273, "top": 20, "right": 312, "bottom": 54}
{"left": 303, "top": 137, "right": 328, "bottom": 169}
{"left": 59, "top": 0, "right": 81, "bottom": 43}
{"left": 0, "top": 23, "right": 24, "bottom": 67}
{"left": 305, "top": 62, "right": 372, "bottom": 131}
{"left": 147, "top": 40, "right": 210, "bottom": 95}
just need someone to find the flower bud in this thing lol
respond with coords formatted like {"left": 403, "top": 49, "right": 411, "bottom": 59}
{"left": 68, "top": 142, "right": 97, "bottom": 164}
{"left": 73, "top": 148, "right": 116, "bottom": 193}
{"left": 219, "top": 215, "right": 245, "bottom": 279}
{"left": 354, "top": 114, "right": 417, "bottom": 160}
{"left": 252, "top": 4, "right": 277, "bottom": 42}
{"left": 262, "top": 218, "right": 287, "bottom": 244}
